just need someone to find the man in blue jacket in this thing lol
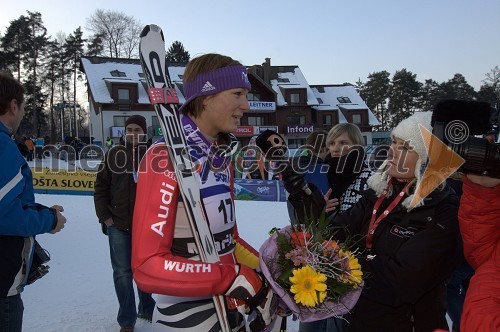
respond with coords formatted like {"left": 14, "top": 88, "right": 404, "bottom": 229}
{"left": 0, "top": 72, "right": 67, "bottom": 331}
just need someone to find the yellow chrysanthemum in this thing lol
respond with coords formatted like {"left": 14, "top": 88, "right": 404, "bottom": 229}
{"left": 340, "top": 250, "right": 363, "bottom": 286}
{"left": 289, "top": 265, "right": 327, "bottom": 307}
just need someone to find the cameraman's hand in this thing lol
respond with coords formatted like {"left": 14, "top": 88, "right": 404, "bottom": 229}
{"left": 466, "top": 174, "right": 500, "bottom": 188}
{"left": 323, "top": 188, "right": 339, "bottom": 213}
{"left": 51, "top": 209, "right": 66, "bottom": 234}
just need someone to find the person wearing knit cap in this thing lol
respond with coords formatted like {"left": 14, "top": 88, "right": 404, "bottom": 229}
{"left": 125, "top": 115, "right": 147, "bottom": 135}
{"left": 94, "top": 113, "right": 154, "bottom": 331}
{"left": 329, "top": 111, "right": 461, "bottom": 332}
{"left": 132, "top": 53, "right": 276, "bottom": 331}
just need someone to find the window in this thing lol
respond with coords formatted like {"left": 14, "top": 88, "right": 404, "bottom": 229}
{"left": 277, "top": 78, "right": 290, "bottom": 83}
{"left": 152, "top": 116, "right": 159, "bottom": 126}
{"left": 352, "top": 114, "right": 362, "bottom": 124}
{"left": 118, "top": 104, "right": 130, "bottom": 111}
{"left": 287, "top": 116, "right": 306, "bottom": 125}
{"left": 288, "top": 138, "right": 305, "bottom": 149}
{"left": 248, "top": 116, "right": 264, "bottom": 126}
{"left": 317, "top": 98, "right": 324, "bottom": 104}
{"left": 110, "top": 70, "right": 126, "bottom": 77}
{"left": 117, "top": 88, "right": 130, "bottom": 101}
{"left": 114, "top": 116, "right": 128, "bottom": 127}
{"left": 323, "top": 114, "right": 332, "bottom": 126}
{"left": 290, "top": 93, "right": 300, "bottom": 105}
{"left": 247, "top": 93, "right": 261, "bottom": 101}
{"left": 337, "top": 96, "right": 351, "bottom": 103}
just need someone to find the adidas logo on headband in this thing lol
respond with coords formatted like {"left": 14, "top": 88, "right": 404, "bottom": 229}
{"left": 201, "top": 81, "right": 216, "bottom": 92}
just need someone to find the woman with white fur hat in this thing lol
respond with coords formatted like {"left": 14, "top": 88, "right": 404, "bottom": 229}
{"left": 332, "top": 111, "right": 461, "bottom": 331}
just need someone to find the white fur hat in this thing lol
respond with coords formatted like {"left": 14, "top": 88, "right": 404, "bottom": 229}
{"left": 367, "top": 111, "right": 433, "bottom": 210}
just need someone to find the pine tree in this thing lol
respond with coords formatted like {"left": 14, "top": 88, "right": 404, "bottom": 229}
{"left": 86, "top": 33, "right": 104, "bottom": 57}
{"left": 441, "top": 74, "right": 477, "bottom": 100}
{"left": 387, "top": 69, "right": 422, "bottom": 129}
{"left": 477, "top": 84, "right": 499, "bottom": 108}
{"left": 362, "top": 71, "right": 391, "bottom": 131}
{"left": 166, "top": 41, "right": 190, "bottom": 62}
{"left": 65, "top": 27, "right": 86, "bottom": 138}
{"left": 0, "top": 15, "right": 31, "bottom": 80}
{"left": 418, "top": 79, "right": 446, "bottom": 112}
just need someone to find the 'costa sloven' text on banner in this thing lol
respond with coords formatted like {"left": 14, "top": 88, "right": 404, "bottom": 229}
{"left": 32, "top": 168, "right": 97, "bottom": 192}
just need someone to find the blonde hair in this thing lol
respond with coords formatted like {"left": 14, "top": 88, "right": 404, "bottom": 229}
{"left": 326, "top": 123, "right": 364, "bottom": 147}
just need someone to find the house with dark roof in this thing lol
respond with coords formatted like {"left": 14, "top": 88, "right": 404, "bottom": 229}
{"left": 311, "top": 84, "right": 380, "bottom": 144}
{"left": 79, "top": 56, "right": 379, "bottom": 148}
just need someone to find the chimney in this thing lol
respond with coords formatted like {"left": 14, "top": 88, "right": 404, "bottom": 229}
{"left": 262, "top": 57, "right": 271, "bottom": 83}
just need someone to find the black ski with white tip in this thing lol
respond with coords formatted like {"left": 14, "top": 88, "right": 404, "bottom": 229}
{"left": 139, "top": 24, "right": 231, "bottom": 332}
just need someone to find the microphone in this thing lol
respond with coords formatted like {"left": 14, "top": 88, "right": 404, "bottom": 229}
{"left": 431, "top": 99, "right": 493, "bottom": 135}
{"left": 255, "top": 130, "right": 312, "bottom": 196}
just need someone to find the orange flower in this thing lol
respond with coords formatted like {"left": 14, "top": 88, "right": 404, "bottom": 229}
{"left": 322, "top": 240, "right": 339, "bottom": 251}
{"left": 322, "top": 240, "right": 340, "bottom": 256}
{"left": 290, "top": 231, "right": 311, "bottom": 247}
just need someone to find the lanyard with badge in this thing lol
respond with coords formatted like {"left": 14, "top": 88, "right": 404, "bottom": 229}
{"left": 365, "top": 179, "right": 412, "bottom": 251}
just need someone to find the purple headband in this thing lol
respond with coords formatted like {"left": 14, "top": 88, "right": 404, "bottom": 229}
{"left": 179, "top": 65, "right": 251, "bottom": 113}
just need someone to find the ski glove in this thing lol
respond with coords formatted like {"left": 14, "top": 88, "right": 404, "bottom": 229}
{"left": 225, "top": 264, "right": 277, "bottom": 327}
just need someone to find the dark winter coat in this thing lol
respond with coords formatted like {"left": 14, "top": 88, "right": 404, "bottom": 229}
{"left": 333, "top": 183, "right": 461, "bottom": 332}
{"left": 325, "top": 150, "right": 374, "bottom": 213}
{"left": 287, "top": 153, "right": 329, "bottom": 224}
{"left": 93, "top": 143, "right": 146, "bottom": 232}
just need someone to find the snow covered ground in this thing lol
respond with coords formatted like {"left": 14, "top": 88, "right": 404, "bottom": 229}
{"left": 22, "top": 194, "right": 300, "bottom": 332}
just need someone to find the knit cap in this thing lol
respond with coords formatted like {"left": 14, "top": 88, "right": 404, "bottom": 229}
{"left": 367, "top": 111, "right": 433, "bottom": 210}
{"left": 125, "top": 114, "right": 147, "bottom": 134}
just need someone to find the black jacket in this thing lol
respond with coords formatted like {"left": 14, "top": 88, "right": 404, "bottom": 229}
{"left": 94, "top": 143, "right": 146, "bottom": 232}
{"left": 334, "top": 184, "right": 461, "bottom": 332}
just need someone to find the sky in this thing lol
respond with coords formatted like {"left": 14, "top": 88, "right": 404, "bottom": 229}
{"left": 1, "top": 0, "right": 499, "bottom": 91}
{"left": 23, "top": 194, "right": 299, "bottom": 332}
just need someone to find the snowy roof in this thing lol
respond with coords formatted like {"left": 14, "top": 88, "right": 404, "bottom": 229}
{"left": 80, "top": 57, "right": 186, "bottom": 104}
{"left": 311, "top": 85, "right": 380, "bottom": 126}
{"left": 269, "top": 67, "right": 319, "bottom": 107}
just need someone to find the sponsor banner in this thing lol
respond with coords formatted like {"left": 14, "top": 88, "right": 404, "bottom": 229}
{"left": 256, "top": 126, "right": 278, "bottom": 133}
{"left": 32, "top": 169, "right": 286, "bottom": 201}
{"left": 249, "top": 101, "right": 276, "bottom": 111}
{"left": 287, "top": 125, "right": 314, "bottom": 134}
{"left": 153, "top": 126, "right": 163, "bottom": 136}
{"left": 235, "top": 126, "right": 254, "bottom": 136}
{"left": 110, "top": 126, "right": 125, "bottom": 138}
{"left": 234, "top": 179, "right": 286, "bottom": 202}
{"left": 234, "top": 126, "right": 280, "bottom": 136}
{"left": 32, "top": 168, "right": 97, "bottom": 193}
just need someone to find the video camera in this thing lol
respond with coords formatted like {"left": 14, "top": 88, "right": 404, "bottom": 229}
{"left": 431, "top": 99, "right": 500, "bottom": 178}
{"left": 27, "top": 240, "right": 50, "bottom": 285}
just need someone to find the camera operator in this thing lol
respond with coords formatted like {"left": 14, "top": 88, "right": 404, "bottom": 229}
{"left": 0, "top": 72, "right": 67, "bottom": 332}
{"left": 458, "top": 174, "right": 500, "bottom": 331}
{"left": 430, "top": 99, "right": 499, "bottom": 331}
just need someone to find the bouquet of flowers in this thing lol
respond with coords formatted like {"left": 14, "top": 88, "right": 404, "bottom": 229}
{"left": 259, "top": 215, "right": 364, "bottom": 322}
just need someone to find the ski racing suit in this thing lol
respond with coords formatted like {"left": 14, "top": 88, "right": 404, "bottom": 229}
{"left": 132, "top": 115, "right": 259, "bottom": 331}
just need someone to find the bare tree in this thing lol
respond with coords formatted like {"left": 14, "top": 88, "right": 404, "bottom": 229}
{"left": 86, "top": 9, "right": 142, "bottom": 58}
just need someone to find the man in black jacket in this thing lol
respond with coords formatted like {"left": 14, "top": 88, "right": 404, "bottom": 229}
{"left": 94, "top": 115, "right": 155, "bottom": 332}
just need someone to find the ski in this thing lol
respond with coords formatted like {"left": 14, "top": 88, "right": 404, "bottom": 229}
{"left": 139, "top": 24, "right": 231, "bottom": 332}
